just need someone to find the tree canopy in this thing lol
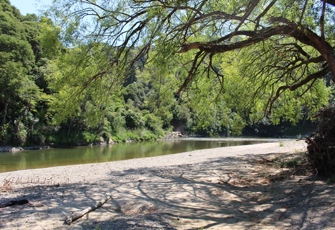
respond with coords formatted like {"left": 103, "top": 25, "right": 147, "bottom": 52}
{"left": 0, "top": 0, "right": 44, "bottom": 144}
{"left": 49, "top": 0, "right": 334, "bottom": 116}
{"left": 1, "top": 0, "right": 335, "bottom": 146}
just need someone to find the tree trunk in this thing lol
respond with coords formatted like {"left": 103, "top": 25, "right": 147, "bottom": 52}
{"left": 1, "top": 100, "right": 9, "bottom": 126}
{"left": 304, "top": 29, "right": 335, "bottom": 83}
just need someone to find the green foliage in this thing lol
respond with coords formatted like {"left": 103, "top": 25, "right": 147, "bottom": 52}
{"left": 123, "top": 109, "right": 145, "bottom": 129}
{"left": 1, "top": 123, "right": 12, "bottom": 145}
{"left": 144, "top": 113, "right": 164, "bottom": 135}
{"left": 327, "top": 173, "right": 335, "bottom": 184}
{"left": 82, "top": 131, "right": 99, "bottom": 143}
{"left": 42, "top": 41, "right": 169, "bottom": 144}
{"left": 281, "top": 158, "right": 299, "bottom": 168}
{"left": 2, "top": 0, "right": 335, "bottom": 147}
{"left": 112, "top": 128, "right": 158, "bottom": 142}
{"left": 220, "top": 48, "right": 332, "bottom": 127}
{"left": 37, "top": 17, "right": 62, "bottom": 59}
{"left": 0, "top": 0, "right": 49, "bottom": 145}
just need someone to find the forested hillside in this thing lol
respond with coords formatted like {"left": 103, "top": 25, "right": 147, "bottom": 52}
{"left": 0, "top": 0, "right": 333, "bottom": 147}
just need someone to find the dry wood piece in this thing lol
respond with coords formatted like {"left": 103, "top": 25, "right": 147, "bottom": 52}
{"left": 0, "top": 199, "right": 29, "bottom": 208}
{"left": 64, "top": 195, "right": 112, "bottom": 225}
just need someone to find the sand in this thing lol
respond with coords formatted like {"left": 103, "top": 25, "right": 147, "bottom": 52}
{"left": 1, "top": 140, "right": 335, "bottom": 229}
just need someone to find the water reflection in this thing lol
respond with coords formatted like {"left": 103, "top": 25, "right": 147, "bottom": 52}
{"left": 0, "top": 138, "right": 276, "bottom": 173}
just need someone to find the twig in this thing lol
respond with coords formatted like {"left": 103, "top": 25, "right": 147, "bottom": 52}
{"left": 64, "top": 195, "right": 112, "bottom": 225}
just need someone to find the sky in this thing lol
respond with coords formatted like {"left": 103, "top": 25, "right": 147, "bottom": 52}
{"left": 10, "top": 0, "right": 52, "bottom": 15}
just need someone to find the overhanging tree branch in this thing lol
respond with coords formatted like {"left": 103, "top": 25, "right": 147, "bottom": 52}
{"left": 51, "top": 0, "right": 335, "bottom": 120}
{"left": 178, "top": 18, "right": 335, "bottom": 81}
{"left": 266, "top": 66, "right": 330, "bottom": 114}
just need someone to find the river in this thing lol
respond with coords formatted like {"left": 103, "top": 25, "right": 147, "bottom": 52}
{"left": 0, "top": 138, "right": 279, "bottom": 173}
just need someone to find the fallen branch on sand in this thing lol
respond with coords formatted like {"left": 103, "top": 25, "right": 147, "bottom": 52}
{"left": 0, "top": 199, "right": 29, "bottom": 208}
{"left": 64, "top": 195, "right": 112, "bottom": 225}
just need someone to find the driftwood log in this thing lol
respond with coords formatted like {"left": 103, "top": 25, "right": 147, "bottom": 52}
{"left": 0, "top": 199, "right": 29, "bottom": 208}
{"left": 64, "top": 195, "right": 112, "bottom": 225}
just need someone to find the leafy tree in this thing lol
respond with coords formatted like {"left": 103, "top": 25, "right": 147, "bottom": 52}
{"left": 0, "top": 0, "right": 45, "bottom": 145}
{"left": 50, "top": 0, "right": 334, "bottom": 88}
{"left": 48, "top": 0, "right": 335, "bottom": 173}
{"left": 49, "top": 0, "right": 334, "bottom": 121}
{"left": 45, "top": 40, "right": 169, "bottom": 143}
{"left": 0, "top": 0, "right": 67, "bottom": 146}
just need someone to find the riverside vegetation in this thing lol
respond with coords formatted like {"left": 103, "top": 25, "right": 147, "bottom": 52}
{"left": 1, "top": 0, "right": 335, "bottom": 175}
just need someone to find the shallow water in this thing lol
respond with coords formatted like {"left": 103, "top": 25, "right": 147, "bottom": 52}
{"left": 0, "top": 138, "right": 278, "bottom": 173}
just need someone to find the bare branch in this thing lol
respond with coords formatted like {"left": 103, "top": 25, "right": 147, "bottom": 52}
{"left": 299, "top": 0, "right": 308, "bottom": 25}
{"left": 266, "top": 66, "right": 330, "bottom": 114}
{"left": 254, "top": 0, "right": 277, "bottom": 29}
{"left": 320, "top": 0, "right": 326, "bottom": 39}
{"left": 231, "top": 0, "right": 260, "bottom": 37}
{"left": 179, "top": 17, "right": 335, "bottom": 82}
{"left": 179, "top": 26, "right": 302, "bottom": 53}
{"left": 176, "top": 51, "right": 207, "bottom": 94}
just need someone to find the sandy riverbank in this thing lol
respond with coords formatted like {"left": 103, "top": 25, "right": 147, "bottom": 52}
{"left": 1, "top": 140, "right": 335, "bottom": 229}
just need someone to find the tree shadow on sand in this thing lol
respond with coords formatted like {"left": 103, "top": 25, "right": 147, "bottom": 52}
{"left": 79, "top": 153, "right": 335, "bottom": 229}
{"left": 1, "top": 152, "right": 335, "bottom": 229}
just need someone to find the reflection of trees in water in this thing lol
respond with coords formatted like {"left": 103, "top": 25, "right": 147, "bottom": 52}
{"left": 1, "top": 139, "right": 267, "bottom": 172}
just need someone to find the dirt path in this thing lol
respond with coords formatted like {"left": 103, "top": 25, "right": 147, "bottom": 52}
{"left": 1, "top": 140, "right": 335, "bottom": 229}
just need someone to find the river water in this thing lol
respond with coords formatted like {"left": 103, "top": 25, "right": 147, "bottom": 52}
{"left": 0, "top": 138, "right": 278, "bottom": 173}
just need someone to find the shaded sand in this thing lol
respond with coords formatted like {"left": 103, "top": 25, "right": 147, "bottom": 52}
{"left": 1, "top": 140, "right": 335, "bottom": 229}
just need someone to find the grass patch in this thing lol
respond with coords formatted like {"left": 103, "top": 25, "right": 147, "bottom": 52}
{"left": 280, "top": 158, "right": 299, "bottom": 168}
{"left": 327, "top": 174, "right": 335, "bottom": 184}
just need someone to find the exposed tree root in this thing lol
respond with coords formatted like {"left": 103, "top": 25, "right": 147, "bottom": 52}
{"left": 306, "top": 103, "right": 335, "bottom": 176}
